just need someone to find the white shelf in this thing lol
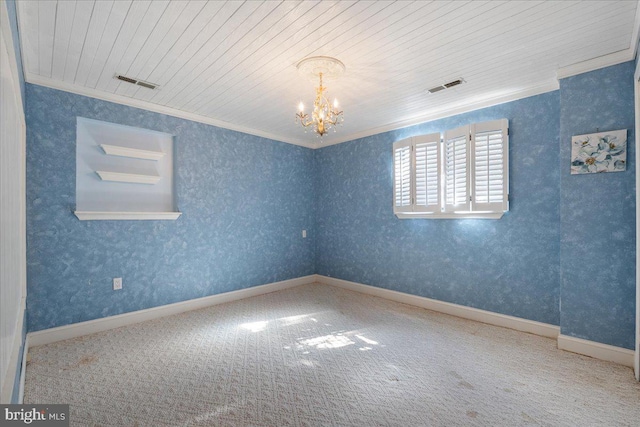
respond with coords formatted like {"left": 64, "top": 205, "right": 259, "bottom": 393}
{"left": 96, "top": 170, "right": 161, "bottom": 185}
{"left": 77, "top": 118, "right": 175, "bottom": 219}
{"left": 74, "top": 211, "right": 182, "bottom": 221}
{"left": 100, "top": 144, "right": 165, "bottom": 160}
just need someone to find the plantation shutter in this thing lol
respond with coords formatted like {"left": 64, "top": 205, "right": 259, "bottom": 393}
{"left": 414, "top": 133, "right": 441, "bottom": 213}
{"left": 471, "top": 119, "right": 509, "bottom": 212}
{"left": 393, "top": 138, "right": 413, "bottom": 213}
{"left": 443, "top": 125, "right": 470, "bottom": 212}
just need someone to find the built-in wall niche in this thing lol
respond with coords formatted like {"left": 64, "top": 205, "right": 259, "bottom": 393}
{"left": 74, "top": 117, "right": 181, "bottom": 220}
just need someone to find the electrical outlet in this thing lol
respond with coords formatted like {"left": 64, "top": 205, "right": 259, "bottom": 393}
{"left": 302, "top": 229, "right": 307, "bottom": 238}
{"left": 113, "top": 277, "right": 122, "bottom": 290}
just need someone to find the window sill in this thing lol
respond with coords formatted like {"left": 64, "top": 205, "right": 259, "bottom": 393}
{"left": 395, "top": 211, "right": 505, "bottom": 220}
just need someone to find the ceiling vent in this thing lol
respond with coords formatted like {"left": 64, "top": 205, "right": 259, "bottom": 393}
{"left": 427, "top": 78, "right": 465, "bottom": 94}
{"left": 136, "top": 81, "right": 157, "bottom": 90}
{"left": 114, "top": 74, "right": 159, "bottom": 90}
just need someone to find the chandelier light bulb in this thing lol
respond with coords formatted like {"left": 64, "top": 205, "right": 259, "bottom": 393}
{"left": 333, "top": 99, "right": 339, "bottom": 108}
{"left": 298, "top": 102, "right": 304, "bottom": 112}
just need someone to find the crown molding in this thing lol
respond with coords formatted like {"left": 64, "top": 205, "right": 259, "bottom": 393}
{"left": 316, "top": 80, "right": 559, "bottom": 148}
{"left": 24, "top": 74, "right": 316, "bottom": 149}
{"left": 16, "top": 0, "right": 640, "bottom": 151}
{"left": 556, "top": 49, "right": 635, "bottom": 80}
{"left": 24, "top": 47, "right": 637, "bottom": 153}
{"left": 22, "top": 77, "right": 559, "bottom": 152}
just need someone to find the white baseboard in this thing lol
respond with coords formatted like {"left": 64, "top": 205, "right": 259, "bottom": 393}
{"left": 315, "top": 275, "right": 560, "bottom": 339}
{"left": 28, "top": 275, "right": 316, "bottom": 347}
{"left": 24, "top": 274, "right": 637, "bottom": 371}
{"left": 557, "top": 334, "right": 635, "bottom": 368}
{"left": 315, "top": 275, "right": 638, "bottom": 369}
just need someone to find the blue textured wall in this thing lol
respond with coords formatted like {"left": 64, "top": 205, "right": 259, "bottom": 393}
{"left": 25, "top": 63, "right": 636, "bottom": 350}
{"left": 26, "top": 84, "right": 315, "bottom": 332}
{"left": 559, "top": 61, "right": 636, "bottom": 349}
{"left": 315, "top": 92, "right": 562, "bottom": 325}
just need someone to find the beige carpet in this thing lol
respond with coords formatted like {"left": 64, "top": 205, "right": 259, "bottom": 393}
{"left": 25, "top": 283, "right": 640, "bottom": 426}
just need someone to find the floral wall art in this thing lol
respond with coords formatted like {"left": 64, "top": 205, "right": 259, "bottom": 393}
{"left": 570, "top": 129, "right": 627, "bottom": 174}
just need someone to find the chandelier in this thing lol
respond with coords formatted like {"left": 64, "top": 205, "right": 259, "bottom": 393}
{"left": 295, "top": 56, "right": 345, "bottom": 137}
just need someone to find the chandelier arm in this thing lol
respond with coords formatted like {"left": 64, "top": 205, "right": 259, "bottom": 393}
{"left": 296, "top": 112, "right": 315, "bottom": 128}
{"left": 326, "top": 116, "right": 341, "bottom": 126}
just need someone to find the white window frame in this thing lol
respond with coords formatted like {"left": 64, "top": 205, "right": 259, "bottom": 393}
{"left": 393, "top": 138, "right": 413, "bottom": 214}
{"left": 393, "top": 119, "right": 509, "bottom": 219}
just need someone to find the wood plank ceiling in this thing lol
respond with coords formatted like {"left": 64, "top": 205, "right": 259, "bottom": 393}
{"left": 16, "top": 0, "right": 640, "bottom": 147}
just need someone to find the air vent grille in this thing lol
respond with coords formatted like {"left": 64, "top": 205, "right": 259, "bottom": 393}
{"left": 427, "top": 78, "right": 465, "bottom": 94}
{"left": 444, "top": 79, "right": 463, "bottom": 88}
{"left": 116, "top": 75, "right": 137, "bottom": 84}
{"left": 114, "top": 74, "right": 159, "bottom": 90}
{"left": 136, "top": 81, "right": 157, "bottom": 90}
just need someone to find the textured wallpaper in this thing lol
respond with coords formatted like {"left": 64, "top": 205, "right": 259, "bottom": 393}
{"left": 25, "top": 63, "right": 636, "bottom": 351}
{"left": 559, "top": 61, "right": 636, "bottom": 349}
{"left": 26, "top": 84, "right": 315, "bottom": 332}
{"left": 315, "top": 92, "right": 562, "bottom": 326}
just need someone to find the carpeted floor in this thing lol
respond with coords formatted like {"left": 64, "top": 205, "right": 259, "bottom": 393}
{"left": 25, "top": 283, "right": 640, "bottom": 426}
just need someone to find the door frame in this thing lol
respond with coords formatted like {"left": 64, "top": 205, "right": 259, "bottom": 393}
{"left": 635, "top": 61, "right": 640, "bottom": 381}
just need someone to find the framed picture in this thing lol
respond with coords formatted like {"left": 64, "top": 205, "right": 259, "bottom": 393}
{"left": 571, "top": 129, "right": 627, "bottom": 174}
